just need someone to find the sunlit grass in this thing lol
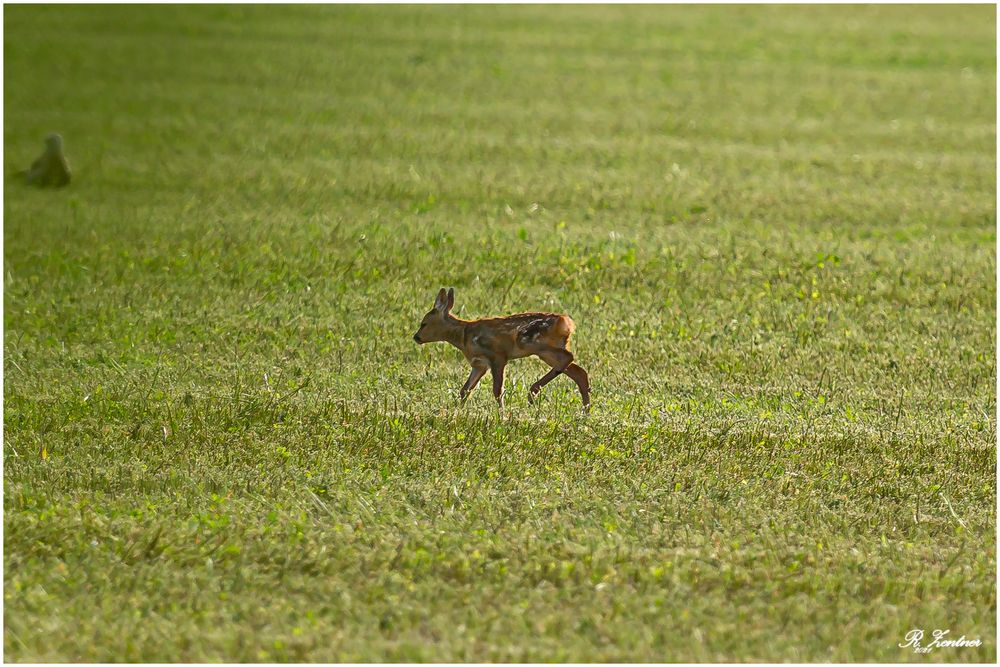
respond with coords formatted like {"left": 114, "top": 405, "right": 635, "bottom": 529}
{"left": 4, "top": 4, "right": 996, "bottom": 662}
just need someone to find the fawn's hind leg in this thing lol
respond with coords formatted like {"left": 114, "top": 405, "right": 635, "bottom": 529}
{"left": 530, "top": 349, "right": 590, "bottom": 411}
{"left": 528, "top": 349, "right": 573, "bottom": 402}
{"left": 563, "top": 363, "right": 590, "bottom": 411}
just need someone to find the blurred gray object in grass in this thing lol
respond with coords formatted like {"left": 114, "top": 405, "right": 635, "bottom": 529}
{"left": 26, "top": 133, "right": 71, "bottom": 187}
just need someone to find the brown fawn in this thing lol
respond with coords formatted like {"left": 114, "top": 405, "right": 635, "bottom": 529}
{"left": 413, "top": 288, "right": 590, "bottom": 411}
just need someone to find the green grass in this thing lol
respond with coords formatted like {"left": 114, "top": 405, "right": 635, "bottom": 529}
{"left": 3, "top": 4, "right": 996, "bottom": 662}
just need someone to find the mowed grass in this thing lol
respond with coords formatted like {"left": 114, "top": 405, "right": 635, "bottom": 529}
{"left": 3, "top": 4, "right": 996, "bottom": 662}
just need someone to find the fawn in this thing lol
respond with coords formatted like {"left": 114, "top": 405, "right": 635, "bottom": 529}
{"left": 413, "top": 288, "right": 590, "bottom": 411}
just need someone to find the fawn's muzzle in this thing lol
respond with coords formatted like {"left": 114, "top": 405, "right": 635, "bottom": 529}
{"left": 413, "top": 333, "right": 422, "bottom": 343}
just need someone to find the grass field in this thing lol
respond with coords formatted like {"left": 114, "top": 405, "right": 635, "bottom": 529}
{"left": 3, "top": 4, "right": 996, "bottom": 662}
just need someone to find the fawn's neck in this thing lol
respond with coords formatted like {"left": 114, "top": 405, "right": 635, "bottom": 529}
{"left": 442, "top": 315, "right": 471, "bottom": 350}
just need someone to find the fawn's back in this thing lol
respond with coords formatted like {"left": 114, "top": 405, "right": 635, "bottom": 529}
{"left": 464, "top": 312, "right": 575, "bottom": 360}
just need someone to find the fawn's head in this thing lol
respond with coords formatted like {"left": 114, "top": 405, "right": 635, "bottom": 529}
{"left": 413, "top": 287, "right": 455, "bottom": 344}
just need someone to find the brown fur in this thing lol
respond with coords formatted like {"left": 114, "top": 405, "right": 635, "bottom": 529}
{"left": 413, "top": 288, "right": 590, "bottom": 411}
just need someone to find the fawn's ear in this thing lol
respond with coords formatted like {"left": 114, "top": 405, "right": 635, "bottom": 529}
{"left": 433, "top": 288, "right": 448, "bottom": 312}
{"left": 445, "top": 288, "right": 455, "bottom": 313}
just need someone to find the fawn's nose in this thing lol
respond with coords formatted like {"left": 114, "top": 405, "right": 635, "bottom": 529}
{"left": 413, "top": 333, "right": 421, "bottom": 343}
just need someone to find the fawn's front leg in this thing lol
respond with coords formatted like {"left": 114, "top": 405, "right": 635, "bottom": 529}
{"left": 459, "top": 364, "right": 488, "bottom": 403}
{"left": 490, "top": 360, "right": 506, "bottom": 410}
